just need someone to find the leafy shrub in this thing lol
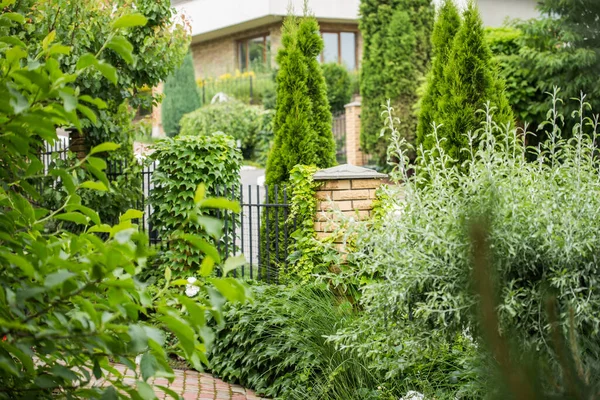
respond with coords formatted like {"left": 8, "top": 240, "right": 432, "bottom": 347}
{"left": 179, "top": 100, "right": 265, "bottom": 160}
{"left": 322, "top": 63, "right": 352, "bottom": 114}
{"left": 338, "top": 94, "right": 600, "bottom": 397}
{"left": 209, "top": 284, "right": 395, "bottom": 399}
{"left": 162, "top": 52, "right": 201, "bottom": 137}
{"left": 0, "top": 7, "right": 247, "bottom": 398}
{"left": 148, "top": 133, "right": 242, "bottom": 277}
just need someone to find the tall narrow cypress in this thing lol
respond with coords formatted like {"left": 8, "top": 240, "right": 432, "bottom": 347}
{"left": 435, "top": 2, "right": 513, "bottom": 163}
{"left": 416, "top": 0, "right": 461, "bottom": 151}
{"left": 360, "top": 0, "right": 434, "bottom": 166}
{"left": 265, "top": 13, "right": 335, "bottom": 186}
{"left": 161, "top": 52, "right": 201, "bottom": 137}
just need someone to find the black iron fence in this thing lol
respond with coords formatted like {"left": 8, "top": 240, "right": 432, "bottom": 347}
{"left": 333, "top": 112, "right": 347, "bottom": 164}
{"left": 39, "top": 145, "right": 294, "bottom": 283}
{"left": 198, "top": 74, "right": 275, "bottom": 106}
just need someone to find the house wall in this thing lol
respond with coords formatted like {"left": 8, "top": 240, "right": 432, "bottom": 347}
{"left": 191, "top": 21, "right": 361, "bottom": 80}
{"left": 477, "top": 0, "right": 539, "bottom": 27}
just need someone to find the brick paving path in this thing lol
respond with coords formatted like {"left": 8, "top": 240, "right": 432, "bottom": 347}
{"left": 110, "top": 363, "right": 268, "bottom": 400}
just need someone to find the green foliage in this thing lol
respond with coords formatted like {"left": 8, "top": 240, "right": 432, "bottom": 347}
{"left": 0, "top": 6, "right": 246, "bottom": 398}
{"left": 179, "top": 100, "right": 269, "bottom": 161}
{"left": 486, "top": 0, "right": 600, "bottom": 144}
{"left": 265, "top": 13, "right": 336, "bottom": 186}
{"left": 322, "top": 63, "right": 352, "bottom": 114}
{"left": 148, "top": 134, "right": 242, "bottom": 277}
{"left": 416, "top": 0, "right": 461, "bottom": 153}
{"left": 198, "top": 71, "right": 277, "bottom": 107}
{"left": 428, "top": 3, "right": 514, "bottom": 164}
{"left": 162, "top": 52, "right": 201, "bottom": 137}
{"left": 359, "top": 0, "right": 434, "bottom": 166}
{"left": 209, "top": 284, "right": 395, "bottom": 400}
{"left": 339, "top": 95, "right": 600, "bottom": 397}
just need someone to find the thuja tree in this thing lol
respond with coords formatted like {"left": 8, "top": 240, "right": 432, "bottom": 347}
{"left": 359, "top": 0, "right": 434, "bottom": 166}
{"left": 416, "top": 0, "right": 461, "bottom": 151}
{"left": 265, "top": 14, "right": 335, "bottom": 186}
{"left": 432, "top": 2, "right": 513, "bottom": 164}
{"left": 162, "top": 52, "right": 201, "bottom": 137}
{"left": 322, "top": 62, "right": 352, "bottom": 114}
{"left": 487, "top": 0, "right": 600, "bottom": 145}
{"left": 0, "top": 5, "right": 246, "bottom": 398}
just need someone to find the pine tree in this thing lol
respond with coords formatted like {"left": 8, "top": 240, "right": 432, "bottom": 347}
{"left": 434, "top": 2, "right": 513, "bottom": 163}
{"left": 265, "top": 14, "right": 335, "bottom": 186}
{"left": 359, "top": 0, "right": 434, "bottom": 167}
{"left": 416, "top": 0, "right": 461, "bottom": 151}
{"left": 161, "top": 52, "right": 201, "bottom": 137}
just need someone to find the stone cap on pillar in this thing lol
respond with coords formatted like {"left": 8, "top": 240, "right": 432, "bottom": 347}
{"left": 313, "top": 164, "right": 387, "bottom": 181}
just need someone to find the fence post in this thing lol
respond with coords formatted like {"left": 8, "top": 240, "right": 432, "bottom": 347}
{"left": 312, "top": 165, "right": 387, "bottom": 252}
{"left": 344, "top": 100, "right": 366, "bottom": 166}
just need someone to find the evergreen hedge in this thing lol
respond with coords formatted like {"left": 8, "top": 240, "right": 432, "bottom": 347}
{"left": 322, "top": 62, "right": 352, "bottom": 114}
{"left": 161, "top": 52, "right": 201, "bottom": 137}
{"left": 265, "top": 14, "right": 336, "bottom": 186}
{"left": 359, "top": 0, "right": 434, "bottom": 166}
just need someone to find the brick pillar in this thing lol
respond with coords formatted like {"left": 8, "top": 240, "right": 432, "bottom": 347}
{"left": 68, "top": 129, "right": 88, "bottom": 161}
{"left": 344, "top": 100, "right": 366, "bottom": 166}
{"left": 312, "top": 165, "right": 387, "bottom": 247}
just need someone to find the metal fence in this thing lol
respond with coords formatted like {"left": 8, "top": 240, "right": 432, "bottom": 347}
{"left": 39, "top": 146, "right": 293, "bottom": 283}
{"left": 198, "top": 74, "right": 275, "bottom": 106}
{"left": 332, "top": 111, "right": 347, "bottom": 164}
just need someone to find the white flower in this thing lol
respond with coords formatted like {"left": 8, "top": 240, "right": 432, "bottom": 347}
{"left": 185, "top": 277, "right": 200, "bottom": 297}
{"left": 400, "top": 391, "right": 425, "bottom": 400}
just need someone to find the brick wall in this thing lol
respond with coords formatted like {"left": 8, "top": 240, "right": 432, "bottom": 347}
{"left": 345, "top": 101, "right": 365, "bottom": 166}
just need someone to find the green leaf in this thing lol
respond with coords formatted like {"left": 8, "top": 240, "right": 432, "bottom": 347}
{"left": 140, "top": 353, "right": 157, "bottom": 382}
{"left": 55, "top": 212, "right": 89, "bottom": 225}
{"left": 95, "top": 62, "right": 118, "bottom": 85}
{"left": 58, "top": 89, "right": 77, "bottom": 112}
{"left": 199, "top": 256, "right": 215, "bottom": 277}
{"left": 87, "top": 156, "right": 107, "bottom": 171}
{"left": 65, "top": 204, "right": 101, "bottom": 225}
{"left": 128, "top": 325, "right": 148, "bottom": 353}
{"left": 208, "top": 278, "right": 245, "bottom": 303}
{"left": 50, "top": 169, "right": 76, "bottom": 195}
{"left": 198, "top": 197, "right": 241, "bottom": 213}
{"left": 120, "top": 209, "right": 143, "bottom": 221}
{"left": 80, "top": 180, "right": 108, "bottom": 192}
{"left": 137, "top": 381, "right": 157, "bottom": 399}
{"left": 107, "top": 35, "right": 135, "bottom": 64}
{"left": 42, "top": 30, "right": 56, "bottom": 50}
{"left": 112, "top": 13, "right": 148, "bottom": 29}
{"left": 0, "top": 252, "right": 34, "bottom": 278}
{"left": 178, "top": 297, "right": 206, "bottom": 329}
{"left": 180, "top": 234, "right": 221, "bottom": 264}
{"left": 222, "top": 254, "right": 246, "bottom": 277}
{"left": 196, "top": 216, "right": 222, "bottom": 239}
{"left": 88, "top": 224, "right": 112, "bottom": 233}
{"left": 90, "top": 142, "right": 121, "bottom": 155}
{"left": 194, "top": 184, "right": 206, "bottom": 203}
{"left": 44, "top": 270, "right": 76, "bottom": 288}
{"left": 164, "top": 267, "right": 172, "bottom": 282}
{"left": 79, "top": 95, "right": 107, "bottom": 109}
{"left": 77, "top": 104, "right": 97, "bottom": 124}
{"left": 158, "top": 316, "right": 195, "bottom": 357}
{"left": 48, "top": 44, "right": 71, "bottom": 56}
{"left": 8, "top": 85, "right": 29, "bottom": 114}
{"left": 2, "top": 12, "right": 25, "bottom": 24}
{"left": 76, "top": 53, "right": 97, "bottom": 70}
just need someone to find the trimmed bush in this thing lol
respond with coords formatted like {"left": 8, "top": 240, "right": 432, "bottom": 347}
{"left": 322, "top": 62, "right": 352, "bottom": 114}
{"left": 422, "top": 3, "right": 513, "bottom": 164}
{"left": 179, "top": 100, "right": 268, "bottom": 161}
{"left": 148, "top": 133, "right": 242, "bottom": 276}
{"left": 359, "top": 0, "right": 434, "bottom": 166}
{"left": 265, "top": 14, "right": 336, "bottom": 187}
{"left": 162, "top": 52, "right": 201, "bottom": 137}
{"left": 416, "top": 0, "right": 461, "bottom": 152}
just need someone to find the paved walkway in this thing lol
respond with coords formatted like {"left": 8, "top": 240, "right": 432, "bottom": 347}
{"left": 111, "top": 364, "right": 267, "bottom": 400}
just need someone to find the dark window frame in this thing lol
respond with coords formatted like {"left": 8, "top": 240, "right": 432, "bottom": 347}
{"left": 319, "top": 30, "right": 358, "bottom": 70}
{"left": 237, "top": 34, "right": 270, "bottom": 71}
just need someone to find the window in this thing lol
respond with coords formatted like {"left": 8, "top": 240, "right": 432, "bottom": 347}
{"left": 320, "top": 31, "right": 357, "bottom": 70}
{"left": 238, "top": 35, "right": 271, "bottom": 72}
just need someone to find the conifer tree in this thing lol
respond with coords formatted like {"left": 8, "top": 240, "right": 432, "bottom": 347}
{"left": 359, "top": 0, "right": 434, "bottom": 166}
{"left": 265, "top": 14, "right": 335, "bottom": 186}
{"left": 416, "top": 0, "right": 461, "bottom": 151}
{"left": 434, "top": 2, "right": 514, "bottom": 163}
{"left": 161, "top": 52, "right": 201, "bottom": 137}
